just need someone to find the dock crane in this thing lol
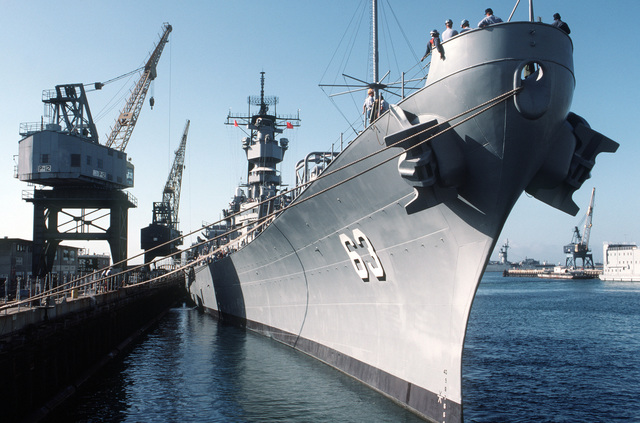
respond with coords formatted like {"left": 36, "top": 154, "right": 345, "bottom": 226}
{"left": 564, "top": 187, "right": 596, "bottom": 269}
{"left": 141, "top": 120, "right": 189, "bottom": 265}
{"left": 16, "top": 23, "right": 172, "bottom": 277}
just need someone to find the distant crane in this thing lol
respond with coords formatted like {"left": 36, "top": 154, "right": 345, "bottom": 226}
{"left": 564, "top": 187, "right": 596, "bottom": 269}
{"left": 141, "top": 120, "right": 190, "bottom": 265}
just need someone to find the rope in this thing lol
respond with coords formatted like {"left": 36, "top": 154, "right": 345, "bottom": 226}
{"left": 284, "top": 87, "right": 522, "bottom": 209}
{"left": 123, "top": 86, "right": 523, "bottom": 268}
{"left": 383, "top": 0, "right": 424, "bottom": 69}
{"left": 0, "top": 86, "right": 521, "bottom": 311}
{"left": 0, "top": 211, "right": 269, "bottom": 311}
{"left": 84, "top": 66, "right": 145, "bottom": 92}
{"left": 147, "top": 85, "right": 523, "bottom": 269}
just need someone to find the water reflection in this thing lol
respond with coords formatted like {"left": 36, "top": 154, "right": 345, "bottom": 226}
{"left": 47, "top": 307, "right": 423, "bottom": 422}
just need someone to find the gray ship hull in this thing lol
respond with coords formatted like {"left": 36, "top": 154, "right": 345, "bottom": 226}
{"left": 188, "top": 23, "right": 615, "bottom": 422}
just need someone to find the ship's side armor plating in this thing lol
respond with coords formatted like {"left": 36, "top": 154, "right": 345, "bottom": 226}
{"left": 384, "top": 115, "right": 466, "bottom": 214}
{"left": 526, "top": 112, "right": 619, "bottom": 216}
{"left": 187, "top": 20, "right": 620, "bottom": 423}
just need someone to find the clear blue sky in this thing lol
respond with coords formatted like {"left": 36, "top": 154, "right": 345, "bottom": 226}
{"left": 0, "top": 0, "right": 638, "bottom": 265}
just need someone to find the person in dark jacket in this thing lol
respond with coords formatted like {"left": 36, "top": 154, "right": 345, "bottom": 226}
{"left": 551, "top": 13, "right": 571, "bottom": 34}
{"left": 421, "top": 29, "right": 445, "bottom": 62}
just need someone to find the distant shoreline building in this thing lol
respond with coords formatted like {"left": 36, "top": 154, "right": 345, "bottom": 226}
{"left": 0, "top": 237, "right": 110, "bottom": 297}
{"left": 600, "top": 243, "right": 640, "bottom": 282}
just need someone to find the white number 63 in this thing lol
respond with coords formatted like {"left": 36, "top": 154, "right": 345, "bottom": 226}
{"left": 339, "top": 229, "right": 385, "bottom": 281}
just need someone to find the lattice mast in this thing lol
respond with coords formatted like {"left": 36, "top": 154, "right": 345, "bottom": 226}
{"left": 581, "top": 187, "right": 595, "bottom": 248}
{"left": 564, "top": 187, "right": 596, "bottom": 268}
{"left": 155, "top": 120, "right": 190, "bottom": 229}
{"left": 371, "top": 0, "right": 379, "bottom": 95}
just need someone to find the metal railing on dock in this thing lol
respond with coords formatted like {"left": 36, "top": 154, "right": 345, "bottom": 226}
{"left": 0, "top": 261, "right": 184, "bottom": 333}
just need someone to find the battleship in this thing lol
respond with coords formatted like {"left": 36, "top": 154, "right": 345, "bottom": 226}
{"left": 485, "top": 240, "right": 512, "bottom": 272}
{"left": 187, "top": 2, "right": 618, "bottom": 421}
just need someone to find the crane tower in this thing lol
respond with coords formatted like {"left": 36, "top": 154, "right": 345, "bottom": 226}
{"left": 564, "top": 187, "right": 596, "bottom": 269}
{"left": 15, "top": 23, "right": 171, "bottom": 276}
{"left": 141, "top": 120, "right": 189, "bottom": 265}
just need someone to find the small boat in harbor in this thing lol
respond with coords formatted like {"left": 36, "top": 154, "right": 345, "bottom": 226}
{"left": 538, "top": 267, "right": 599, "bottom": 280}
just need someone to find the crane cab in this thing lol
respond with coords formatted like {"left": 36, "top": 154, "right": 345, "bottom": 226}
{"left": 18, "top": 130, "right": 134, "bottom": 190}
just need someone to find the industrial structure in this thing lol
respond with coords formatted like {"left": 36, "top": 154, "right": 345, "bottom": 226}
{"left": 0, "top": 238, "right": 82, "bottom": 297}
{"left": 141, "top": 120, "right": 190, "bottom": 265}
{"left": 498, "top": 239, "right": 510, "bottom": 265}
{"left": 16, "top": 23, "right": 172, "bottom": 277}
{"left": 224, "top": 71, "right": 300, "bottom": 224}
{"left": 600, "top": 243, "right": 640, "bottom": 281}
{"left": 564, "top": 187, "right": 596, "bottom": 269}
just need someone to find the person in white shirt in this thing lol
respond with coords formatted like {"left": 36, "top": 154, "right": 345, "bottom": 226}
{"left": 478, "top": 8, "right": 503, "bottom": 28}
{"left": 442, "top": 19, "right": 458, "bottom": 41}
{"left": 362, "top": 89, "right": 375, "bottom": 126}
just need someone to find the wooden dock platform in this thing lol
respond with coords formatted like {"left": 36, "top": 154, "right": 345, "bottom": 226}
{"left": 0, "top": 269, "right": 186, "bottom": 422}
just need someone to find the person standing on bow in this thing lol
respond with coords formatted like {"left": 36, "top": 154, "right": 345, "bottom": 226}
{"left": 421, "top": 29, "right": 445, "bottom": 62}
{"left": 478, "top": 8, "right": 503, "bottom": 28}
{"left": 460, "top": 19, "right": 471, "bottom": 33}
{"left": 363, "top": 88, "right": 375, "bottom": 126}
{"left": 442, "top": 19, "right": 458, "bottom": 41}
{"left": 379, "top": 95, "right": 389, "bottom": 115}
{"left": 551, "top": 13, "right": 571, "bottom": 34}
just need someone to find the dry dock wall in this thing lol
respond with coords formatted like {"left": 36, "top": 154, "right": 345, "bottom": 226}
{"left": 0, "top": 276, "right": 186, "bottom": 422}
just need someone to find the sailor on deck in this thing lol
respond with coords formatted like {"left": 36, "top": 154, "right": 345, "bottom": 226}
{"left": 421, "top": 29, "right": 445, "bottom": 62}
{"left": 478, "top": 8, "right": 503, "bottom": 28}
{"left": 551, "top": 13, "right": 571, "bottom": 34}
{"left": 363, "top": 88, "right": 375, "bottom": 126}
{"left": 442, "top": 19, "right": 458, "bottom": 41}
{"left": 379, "top": 95, "right": 389, "bottom": 114}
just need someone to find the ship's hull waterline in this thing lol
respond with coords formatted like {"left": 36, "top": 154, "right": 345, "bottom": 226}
{"left": 188, "top": 23, "right": 611, "bottom": 422}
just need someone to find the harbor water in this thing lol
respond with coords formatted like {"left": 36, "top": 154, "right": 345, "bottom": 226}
{"left": 46, "top": 273, "right": 640, "bottom": 422}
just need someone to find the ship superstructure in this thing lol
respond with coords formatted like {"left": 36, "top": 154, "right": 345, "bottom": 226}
{"left": 191, "top": 72, "right": 302, "bottom": 259}
{"left": 486, "top": 240, "right": 511, "bottom": 272}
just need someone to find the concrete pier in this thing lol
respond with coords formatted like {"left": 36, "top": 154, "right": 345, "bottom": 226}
{"left": 0, "top": 272, "right": 186, "bottom": 422}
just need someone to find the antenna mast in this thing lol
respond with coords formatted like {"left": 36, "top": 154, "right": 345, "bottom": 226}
{"left": 372, "top": 0, "right": 379, "bottom": 95}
